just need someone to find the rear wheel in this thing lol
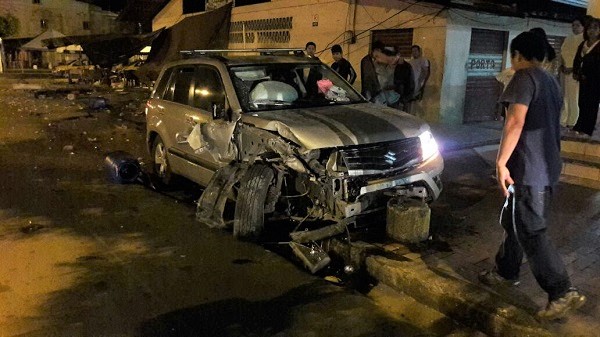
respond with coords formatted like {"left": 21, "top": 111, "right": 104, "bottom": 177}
{"left": 151, "top": 135, "right": 173, "bottom": 188}
{"left": 234, "top": 164, "right": 275, "bottom": 240}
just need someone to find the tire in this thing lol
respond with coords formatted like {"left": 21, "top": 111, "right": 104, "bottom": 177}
{"left": 151, "top": 135, "right": 173, "bottom": 188}
{"left": 234, "top": 164, "right": 275, "bottom": 240}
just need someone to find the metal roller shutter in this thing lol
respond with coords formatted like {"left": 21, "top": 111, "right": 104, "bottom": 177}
{"left": 464, "top": 28, "right": 507, "bottom": 123}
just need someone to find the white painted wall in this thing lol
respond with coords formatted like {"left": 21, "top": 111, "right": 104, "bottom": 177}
{"left": 439, "top": 23, "right": 470, "bottom": 124}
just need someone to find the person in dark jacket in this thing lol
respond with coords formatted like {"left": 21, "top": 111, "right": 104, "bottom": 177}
{"left": 331, "top": 44, "right": 357, "bottom": 84}
{"left": 573, "top": 18, "right": 600, "bottom": 137}
{"left": 372, "top": 46, "right": 414, "bottom": 109}
{"left": 360, "top": 40, "right": 384, "bottom": 101}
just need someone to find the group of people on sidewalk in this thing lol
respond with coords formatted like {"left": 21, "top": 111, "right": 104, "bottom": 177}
{"left": 561, "top": 16, "right": 600, "bottom": 138}
{"left": 305, "top": 41, "right": 430, "bottom": 113}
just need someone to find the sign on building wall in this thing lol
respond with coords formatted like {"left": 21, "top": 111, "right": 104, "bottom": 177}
{"left": 466, "top": 54, "right": 503, "bottom": 76}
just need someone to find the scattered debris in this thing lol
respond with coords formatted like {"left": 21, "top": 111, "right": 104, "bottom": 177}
{"left": 20, "top": 222, "right": 46, "bottom": 234}
{"left": 104, "top": 151, "right": 141, "bottom": 184}
{"left": 88, "top": 97, "right": 108, "bottom": 110}
{"left": 62, "top": 145, "right": 74, "bottom": 152}
{"left": 76, "top": 255, "right": 107, "bottom": 262}
{"left": 289, "top": 241, "right": 331, "bottom": 274}
{"left": 324, "top": 275, "right": 343, "bottom": 284}
{"left": 13, "top": 83, "right": 43, "bottom": 90}
{"left": 80, "top": 207, "right": 104, "bottom": 217}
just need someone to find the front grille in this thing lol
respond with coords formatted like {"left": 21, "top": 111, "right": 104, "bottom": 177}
{"left": 339, "top": 138, "right": 422, "bottom": 175}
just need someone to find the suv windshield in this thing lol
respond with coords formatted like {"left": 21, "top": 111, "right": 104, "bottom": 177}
{"left": 229, "top": 63, "right": 364, "bottom": 112}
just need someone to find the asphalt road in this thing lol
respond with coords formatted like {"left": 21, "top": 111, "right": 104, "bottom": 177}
{"left": 0, "top": 79, "right": 476, "bottom": 337}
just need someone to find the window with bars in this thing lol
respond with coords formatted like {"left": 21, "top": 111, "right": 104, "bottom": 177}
{"left": 229, "top": 17, "right": 292, "bottom": 45}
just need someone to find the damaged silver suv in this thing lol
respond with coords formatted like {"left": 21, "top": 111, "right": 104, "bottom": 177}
{"left": 146, "top": 49, "right": 443, "bottom": 240}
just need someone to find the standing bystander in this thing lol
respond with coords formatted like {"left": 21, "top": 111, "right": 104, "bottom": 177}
{"left": 305, "top": 41, "right": 318, "bottom": 59}
{"left": 331, "top": 44, "right": 357, "bottom": 84}
{"left": 479, "top": 31, "right": 586, "bottom": 321}
{"left": 560, "top": 18, "right": 585, "bottom": 128}
{"left": 573, "top": 18, "right": 600, "bottom": 137}
{"left": 408, "top": 45, "right": 430, "bottom": 101}
{"left": 304, "top": 41, "right": 322, "bottom": 97}
{"left": 360, "top": 41, "right": 384, "bottom": 102}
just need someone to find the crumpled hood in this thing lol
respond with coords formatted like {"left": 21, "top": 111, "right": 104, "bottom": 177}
{"left": 241, "top": 103, "right": 429, "bottom": 150}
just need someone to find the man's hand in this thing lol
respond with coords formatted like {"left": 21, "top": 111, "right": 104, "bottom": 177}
{"left": 496, "top": 165, "right": 514, "bottom": 197}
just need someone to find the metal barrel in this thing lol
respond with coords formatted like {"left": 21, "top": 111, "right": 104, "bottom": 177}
{"left": 104, "top": 151, "right": 141, "bottom": 184}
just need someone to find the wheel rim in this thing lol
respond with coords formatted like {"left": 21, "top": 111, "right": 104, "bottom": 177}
{"left": 154, "top": 142, "right": 168, "bottom": 177}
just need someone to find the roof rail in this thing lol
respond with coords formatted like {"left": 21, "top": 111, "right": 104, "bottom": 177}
{"left": 179, "top": 48, "right": 305, "bottom": 57}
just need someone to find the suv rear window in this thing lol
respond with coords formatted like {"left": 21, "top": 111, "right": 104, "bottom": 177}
{"left": 169, "top": 67, "right": 195, "bottom": 105}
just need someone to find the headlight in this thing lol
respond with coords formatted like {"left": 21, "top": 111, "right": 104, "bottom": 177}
{"left": 418, "top": 131, "right": 439, "bottom": 160}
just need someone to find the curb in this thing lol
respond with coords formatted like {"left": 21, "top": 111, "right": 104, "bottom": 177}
{"left": 365, "top": 255, "right": 553, "bottom": 337}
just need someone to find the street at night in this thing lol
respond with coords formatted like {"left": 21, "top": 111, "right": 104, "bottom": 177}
{"left": 2, "top": 0, "right": 600, "bottom": 336}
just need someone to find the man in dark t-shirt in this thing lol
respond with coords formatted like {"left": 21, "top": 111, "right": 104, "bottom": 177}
{"left": 478, "top": 31, "right": 586, "bottom": 321}
{"left": 331, "top": 44, "right": 357, "bottom": 84}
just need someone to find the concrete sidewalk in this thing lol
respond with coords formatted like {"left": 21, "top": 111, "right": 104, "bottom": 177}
{"left": 429, "top": 121, "right": 503, "bottom": 153}
{"left": 366, "top": 121, "right": 600, "bottom": 336}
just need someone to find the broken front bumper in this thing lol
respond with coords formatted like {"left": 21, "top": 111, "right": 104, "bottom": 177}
{"left": 338, "top": 154, "right": 444, "bottom": 218}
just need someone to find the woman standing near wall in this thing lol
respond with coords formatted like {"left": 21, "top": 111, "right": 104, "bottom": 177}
{"left": 573, "top": 18, "right": 600, "bottom": 137}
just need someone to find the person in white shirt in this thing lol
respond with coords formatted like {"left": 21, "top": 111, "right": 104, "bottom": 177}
{"left": 560, "top": 18, "right": 585, "bottom": 128}
{"left": 408, "top": 45, "right": 430, "bottom": 101}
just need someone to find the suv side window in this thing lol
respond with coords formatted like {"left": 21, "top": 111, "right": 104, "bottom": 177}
{"left": 193, "top": 67, "right": 225, "bottom": 111}
{"left": 165, "top": 67, "right": 195, "bottom": 105}
{"left": 153, "top": 67, "right": 174, "bottom": 99}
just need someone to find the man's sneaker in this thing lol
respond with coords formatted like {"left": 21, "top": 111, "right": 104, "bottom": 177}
{"left": 478, "top": 269, "right": 520, "bottom": 287}
{"left": 536, "top": 288, "right": 586, "bottom": 321}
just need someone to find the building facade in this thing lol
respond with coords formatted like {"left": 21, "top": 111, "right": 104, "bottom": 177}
{"left": 0, "top": 0, "right": 127, "bottom": 70}
{"left": 152, "top": 0, "right": 577, "bottom": 124}
{"left": 0, "top": 0, "right": 122, "bottom": 39}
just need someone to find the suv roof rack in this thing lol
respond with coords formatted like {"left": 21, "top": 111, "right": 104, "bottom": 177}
{"left": 179, "top": 48, "right": 305, "bottom": 57}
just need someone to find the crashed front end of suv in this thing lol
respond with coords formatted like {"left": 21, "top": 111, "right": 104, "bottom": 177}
{"left": 195, "top": 61, "right": 443, "bottom": 243}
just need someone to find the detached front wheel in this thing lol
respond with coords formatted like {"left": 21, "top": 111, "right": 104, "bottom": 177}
{"left": 234, "top": 164, "right": 275, "bottom": 240}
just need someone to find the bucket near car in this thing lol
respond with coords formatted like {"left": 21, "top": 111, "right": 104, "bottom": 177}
{"left": 104, "top": 151, "right": 141, "bottom": 184}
